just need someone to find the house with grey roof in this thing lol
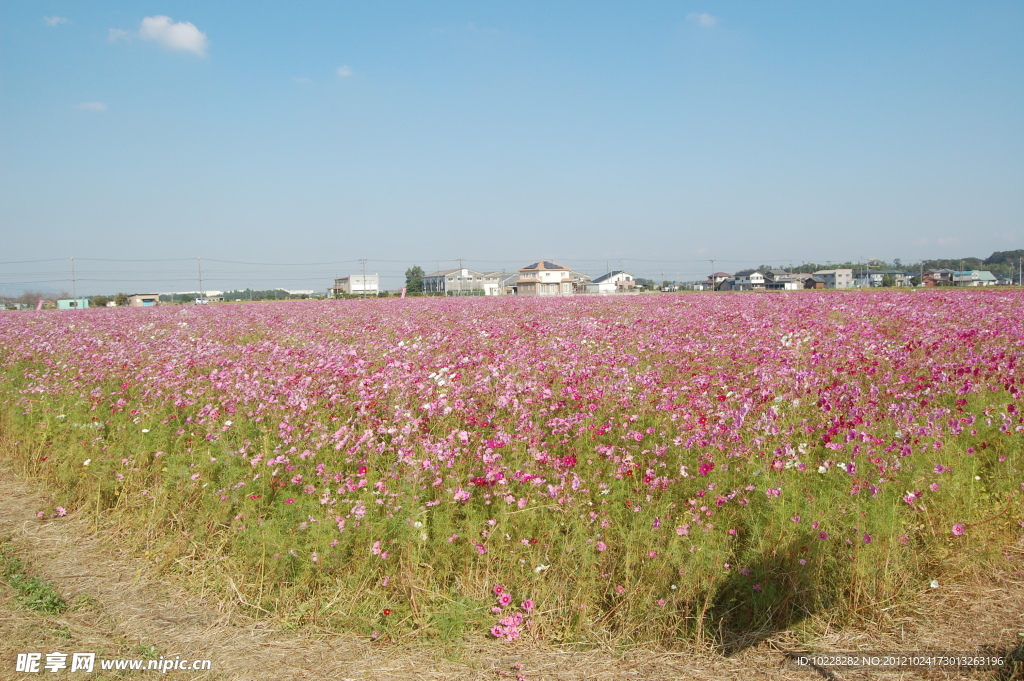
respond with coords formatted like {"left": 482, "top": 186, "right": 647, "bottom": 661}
{"left": 586, "top": 270, "right": 635, "bottom": 294}
{"left": 516, "top": 261, "right": 575, "bottom": 296}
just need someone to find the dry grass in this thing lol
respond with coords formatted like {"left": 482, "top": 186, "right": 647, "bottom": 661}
{"left": 1, "top": 461, "right": 1021, "bottom": 680}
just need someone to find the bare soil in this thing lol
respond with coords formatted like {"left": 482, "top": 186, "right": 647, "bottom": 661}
{"left": 1, "top": 463, "right": 1021, "bottom": 681}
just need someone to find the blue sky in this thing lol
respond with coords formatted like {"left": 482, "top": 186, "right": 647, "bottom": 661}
{"left": 1, "top": 1, "right": 1022, "bottom": 293}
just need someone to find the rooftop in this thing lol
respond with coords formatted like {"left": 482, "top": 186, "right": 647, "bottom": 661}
{"left": 519, "top": 260, "right": 570, "bottom": 272}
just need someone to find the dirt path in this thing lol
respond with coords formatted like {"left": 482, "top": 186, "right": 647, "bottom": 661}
{"left": 1, "top": 463, "right": 1021, "bottom": 680}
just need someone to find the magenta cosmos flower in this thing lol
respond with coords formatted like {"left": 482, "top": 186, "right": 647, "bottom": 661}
{"left": 952, "top": 524, "right": 965, "bottom": 536}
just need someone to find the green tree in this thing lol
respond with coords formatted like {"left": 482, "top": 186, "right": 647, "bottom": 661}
{"left": 91, "top": 295, "right": 112, "bottom": 307}
{"left": 114, "top": 292, "right": 128, "bottom": 306}
{"left": 405, "top": 266, "right": 425, "bottom": 294}
{"left": 881, "top": 274, "right": 894, "bottom": 287}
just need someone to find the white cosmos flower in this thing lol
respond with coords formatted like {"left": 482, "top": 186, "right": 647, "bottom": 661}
{"left": 534, "top": 564, "right": 550, "bottom": 574}
{"left": 83, "top": 459, "right": 91, "bottom": 466}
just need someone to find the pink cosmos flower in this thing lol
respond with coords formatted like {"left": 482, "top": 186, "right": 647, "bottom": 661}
{"left": 521, "top": 599, "right": 535, "bottom": 612}
{"left": 596, "top": 541, "right": 607, "bottom": 552}
{"left": 475, "top": 543, "right": 488, "bottom": 555}
{"left": 952, "top": 524, "right": 965, "bottom": 536}
{"left": 54, "top": 507, "right": 66, "bottom": 517}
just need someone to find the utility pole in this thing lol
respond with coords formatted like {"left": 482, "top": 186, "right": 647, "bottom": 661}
{"left": 710, "top": 259, "right": 715, "bottom": 291}
{"left": 360, "top": 259, "right": 367, "bottom": 297}
{"left": 197, "top": 256, "right": 204, "bottom": 302}
{"left": 70, "top": 256, "right": 76, "bottom": 305}
{"left": 458, "top": 257, "right": 463, "bottom": 297}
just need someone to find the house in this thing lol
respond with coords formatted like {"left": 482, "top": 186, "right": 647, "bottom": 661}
{"left": 127, "top": 294, "right": 160, "bottom": 307}
{"left": 733, "top": 269, "right": 768, "bottom": 291}
{"left": 586, "top": 270, "right": 635, "bottom": 294}
{"left": 922, "top": 269, "right": 955, "bottom": 287}
{"left": 952, "top": 270, "right": 998, "bottom": 287}
{"left": 56, "top": 298, "right": 90, "bottom": 310}
{"left": 854, "top": 270, "right": 915, "bottom": 287}
{"left": 566, "top": 270, "right": 594, "bottom": 293}
{"left": 813, "top": 269, "right": 855, "bottom": 289}
{"left": 332, "top": 274, "right": 380, "bottom": 297}
{"left": 766, "top": 275, "right": 807, "bottom": 291}
{"left": 481, "top": 271, "right": 518, "bottom": 296}
{"left": 515, "top": 261, "right": 575, "bottom": 296}
{"left": 708, "top": 272, "right": 734, "bottom": 291}
{"left": 422, "top": 268, "right": 485, "bottom": 295}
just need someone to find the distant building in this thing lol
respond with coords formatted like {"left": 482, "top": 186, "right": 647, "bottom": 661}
{"left": 733, "top": 269, "right": 768, "bottom": 291}
{"left": 422, "top": 268, "right": 485, "bottom": 295}
{"left": 481, "top": 271, "right": 518, "bottom": 296}
{"left": 854, "top": 270, "right": 915, "bottom": 287}
{"left": 56, "top": 298, "right": 90, "bottom": 310}
{"left": 707, "top": 272, "right": 734, "bottom": 291}
{"left": 586, "top": 270, "right": 635, "bottom": 294}
{"left": 765, "top": 275, "right": 806, "bottom": 291}
{"left": 952, "top": 270, "right": 997, "bottom": 287}
{"left": 813, "top": 269, "right": 855, "bottom": 289}
{"left": 333, "top": 274, "right": 380, "bottom": 297}
{"left": 922, "top": 269, "right": 955, "bottom": 286}
{"left": 127, "top": 294, "right": 160, "bottom": 307}
{"left": 516, "top": 260, "right": 575, "bottom": 296}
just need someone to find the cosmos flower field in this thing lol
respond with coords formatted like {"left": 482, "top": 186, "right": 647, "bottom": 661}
{"left": 1, "top": 291, "right": 1022, "bottom": 644}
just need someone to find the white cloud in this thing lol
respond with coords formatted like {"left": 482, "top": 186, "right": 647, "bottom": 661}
{"left": 138, "top": 15, "right": 208, "bottom": 56}
{"left": 687, "top": 12, "right": 718, "bottom": 28}
{"left": 109, "top": 15, "right": 208, "bottom": 55}
{"left": 109, "top": 16, "right": 208, "bottom": 56}
{"left": 336, "top": 65, "right": 353, "bottom": 78}
{"left": 75, "top": 102, "right": 108, "bottom": 112}
{"left": 44, "top": 16, "right": 68, "bottom": 27}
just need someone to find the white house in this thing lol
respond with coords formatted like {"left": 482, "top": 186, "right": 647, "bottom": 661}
{"left": 333, "top": 274, "right": 379, "bottom": 296}
{"left": 586, "top": 270, "right": 635, "bottom": 294}
{"left": 516, "top": 261, "right": 575, "bottom": 296}
{"left": 481, "top": 271, "right": 518, "bottom": 296}
{"left": 733, "top": 269, "right": 767, "bottom": 291}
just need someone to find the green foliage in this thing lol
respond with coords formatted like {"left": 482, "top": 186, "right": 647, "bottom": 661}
{"left": 0, "top": 543, "right": 68, "bottom": 614}
{"left": 405, "top": 266, "right": 425, "bottom": 293}
{"left": 983, "top": 250, "right": 1024, "bottom": 266}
